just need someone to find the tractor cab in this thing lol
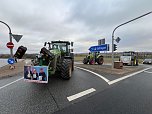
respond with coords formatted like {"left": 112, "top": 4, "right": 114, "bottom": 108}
{"left": 44, "top": 41, "right": 73, "bottom": 57}
{"left": 122, "top": 51, "right": 136, "bottom": 56}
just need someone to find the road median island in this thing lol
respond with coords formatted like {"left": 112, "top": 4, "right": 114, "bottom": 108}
{"left": 75, "top": 64, "right": 145, "bottom": 77}
{"left": 0, "top": 60, "right": 25, "bottom": 79}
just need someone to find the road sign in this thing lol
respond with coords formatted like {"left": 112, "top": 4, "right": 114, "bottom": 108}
{"left": 89, "top": 44, "right": 109, "bottom": 52}
{"left": 7, "top": 58, "right": 15, "bottom": 64}
{"left": 98, "top": 39, "right": 105, "bottom": 45}
{"left": 6, "top": 42, "right": 14, "bottom": 49}
{"left": 115, "top": 37, "right": 121, "bottom": 43}
{"left": 12, "top": 34, "right": 23, "bottom": 42}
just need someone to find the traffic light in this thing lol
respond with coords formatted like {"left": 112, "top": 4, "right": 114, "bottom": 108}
{"left": 40, "top": 47, "right": 54, "bottom": 60}
{"left": 14, "top": 46, "right": 27, "bottom": 59}
{"left": 113, "top": 44, "right": 117, "bottom": 51}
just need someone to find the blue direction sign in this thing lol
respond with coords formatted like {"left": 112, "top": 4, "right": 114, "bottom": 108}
{"left": 7, "top": 58, "right": 15, "bottom": 64}
{"left": 89, "top": 44, "right": 109, "bottom": 52}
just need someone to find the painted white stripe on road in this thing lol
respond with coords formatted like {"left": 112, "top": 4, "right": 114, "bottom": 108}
{"left": 108, "top": 67, "right": 152, "bottom": 85}
{"left": 144, "top": 71, "right": 152, "bottom": 74}
{"left": 75, "top": 66, "right": 152, "bottom": 85}
{"left": 0, "top": 77, "right": 23, "bottom": 90}
{"left": 67, "top": 88, "right": 96, "bottom": 101}
{"left": 75, "top": 66, "right": 110, "bottom": 83}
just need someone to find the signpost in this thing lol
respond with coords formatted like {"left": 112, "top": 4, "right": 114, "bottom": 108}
{"left": 7, "top": 58, "right": 15, "bottom": 64}
{"left": 89, "top": 44, "right": 109, "bottom": 52}
{"left": 115, "top": 37, "right": 121, "bottom": 43}
{"left": 6, "top": 42, "right": 14, "bottom": 49}
{"left": 0, "top": 20, "right": 23, "bottom": 70}
{"left": 98, "top": 39, "right": 105, "bottom": 45}
{"left": 12, "top": 34, "right": 23, "bottom": 42}
{"left": 7, "top": 58, "right": 15, "bottom": 69}
{"left": 111, "top": 11, "right": 152, "bottom": 69}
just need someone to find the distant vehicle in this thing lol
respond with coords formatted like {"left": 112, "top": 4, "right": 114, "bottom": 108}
{"left": 120, "top": 51, "right": 138, "bottom": 66}
{"left": 83, "top": 52, "right": 104, "bottom": 65}
{"left": 143, "top": 59, "right": 152, "bottom": 64}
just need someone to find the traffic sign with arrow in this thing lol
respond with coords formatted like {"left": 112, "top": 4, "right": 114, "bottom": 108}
{"left": 7, "top": 58, "right": 15, "bottom": 64}
{"left": 89, "top": 44, "right": 109, "bottom": 52}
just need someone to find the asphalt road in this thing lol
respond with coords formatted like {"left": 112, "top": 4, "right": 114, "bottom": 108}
{"left": 0, "top": 68, "right": 109, "bottom": 114}
{"left": 0, "top": 66, "right": 152, "bottom": 114}
{"left": 55, "top": 67, "right": 152, "bottom": 114}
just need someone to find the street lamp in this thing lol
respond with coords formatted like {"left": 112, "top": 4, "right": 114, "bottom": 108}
{"left": 0, "top": 21, "right": 23, "bottom": 58}
{"left": 112, "top": 11, "right": 152, "bottom": 69}
{"left": 0, "top": 20, "right": 13, "bottom": 58}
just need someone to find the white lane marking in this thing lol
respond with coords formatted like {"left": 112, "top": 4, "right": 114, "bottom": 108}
{"left": 75, "top": 66, "right": 152, "bottom": 85}
{"left": 144, "top": 71, "right": 152, "bottom": 74}
{"left": 75, "top": 66, "right": 110, "bottom": 83}
{"left": 108, "top": 67, "right": 152, "bottom": 85}
{"left": 0, "top": 77, "right": 23, "bottom": 90}
{"left": 67, "top": 88, "right": 96, "bottom": 102}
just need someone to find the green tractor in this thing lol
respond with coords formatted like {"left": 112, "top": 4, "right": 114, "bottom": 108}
{"left": 83, "top": 52, "right": 104, "bottom": 65}
{"left": 32, "top": 41, "right": 74, "bottom": 80}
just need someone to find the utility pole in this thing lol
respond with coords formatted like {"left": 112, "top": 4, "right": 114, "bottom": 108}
{"left": 112, "top": 11, "right": 152, "bottom": 69}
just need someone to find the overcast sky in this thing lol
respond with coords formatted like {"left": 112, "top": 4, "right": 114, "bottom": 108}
{"left": 0, "top": 0, "right": 152, "bottom": 54}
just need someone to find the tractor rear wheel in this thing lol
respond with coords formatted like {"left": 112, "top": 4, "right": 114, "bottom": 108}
{"left": 97, "top": 56, "right": 104, "bottom": 65}
{"left": 83, "top": 58, "right": 88, "bottom": 64}
{"left": 61, "top": 59, "right": 72, "bottom": 80}
{"left": 72, "top": 60, "right": 74, "bottom": 71}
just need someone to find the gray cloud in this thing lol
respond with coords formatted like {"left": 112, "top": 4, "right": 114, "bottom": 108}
{"left": 0, "top": 0, "right": 152, "bottom": 54}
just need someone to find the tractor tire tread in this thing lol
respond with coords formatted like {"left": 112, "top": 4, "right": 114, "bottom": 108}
{"left": 60, "top": 59, "right": 72, "bottom": 80}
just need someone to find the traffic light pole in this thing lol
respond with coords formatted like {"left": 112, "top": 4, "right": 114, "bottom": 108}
{"left": 111, "top": 11, "right": 152, "bottom": 69}
{"left": 0, "top": 21, "right": 13, "bottom": 58}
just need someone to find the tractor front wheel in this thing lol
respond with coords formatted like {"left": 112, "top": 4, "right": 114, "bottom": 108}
{"left": 61, "top": 59, "right": 72, "bottom": 80}
{"left": 89, "top": 59, "right": 95, "bottom": 65}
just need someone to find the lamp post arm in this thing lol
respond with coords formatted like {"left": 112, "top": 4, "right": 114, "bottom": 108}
{"left": 0, "top": 20, "right": 13, "bottom": 57}
{"left": 0, "top": 21, "right": 12, "bottom": 34}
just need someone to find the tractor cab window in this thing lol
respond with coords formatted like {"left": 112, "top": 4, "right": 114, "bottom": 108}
{"left": 52, "top": 43, "right": 68, "bottom": 53}
{"left": 52, "top": 45, "right": 59, "bottom": 50}
{"left": 59, "top": 45, "right": 67, "bottom": 52}
{"left": 123, "top": 52, "right": 135, "bottom": 56}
